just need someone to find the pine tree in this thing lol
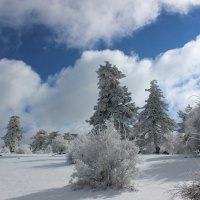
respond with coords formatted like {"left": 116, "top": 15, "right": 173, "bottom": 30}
{"left": 173, "top": 104, "right": 192, "bottom": 153}
{"left": 185, "top": 104, "right": 200, "bottom": 152}
{"left": 1, "top": 116, "right": 24, "bottom": 152}
{"left": 88, "top": 61, "right": 137, "bottom": 139}
{"left": 30, "top": 130, "right": 49, "bottom": 153}
{"left": 177, "top": 104, "right": 192, "bottom": 133}
{"left": 136, "top": 80, "right": 176, "bottom": 153}
{"left": 48, "top": 131, "right": 61, "bottom": 146}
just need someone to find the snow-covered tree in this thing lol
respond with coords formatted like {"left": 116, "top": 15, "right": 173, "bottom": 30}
{"left": 174, "top": 104, "right": 192, "bottom": 153}
{"left": 1, "top": 116, "right": 24, "bottom": 152}
{"left": 70, "top": 119, "right": 139, "bottom": 189}
{"left": 173, "top": 132, "right": 190, "bottom": 154}
{"left": 48, "top": 131, "right": 61, "bottom": 145}
{"left": 30, "top": 130, "right": 49, "bottom": 153}
{"left": 64, "top": 132, "right": 77, "bottom": 142}
{"left": 185, "top": 104, "right": 200, "bottom": 152}
{"left": 177, "top": 104, "right": 192, "bottom": 133}
{"left": 136, "top": 80, "right": 176, "bottom": 153}
{"left": 88, "top": 61, "right": 138, "bottom": 139}
{"left": 51, "top": 135, "right": 68, "bottom": 154}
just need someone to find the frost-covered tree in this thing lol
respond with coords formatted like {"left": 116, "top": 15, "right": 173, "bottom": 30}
{"left": 88, "top": 61, "right": 138, "bottom": 139}
{"left": 70, "top": 119, "right": 139, "bottom": 189}
{"left": 174, "top": 104, "right": 192, "bottom": 153}
{"left": 185, "top": 104, "right": 200, "bottom": 152}
{"left": 136, "top": 80, "right": 176, "bottom": 153}
{"left": 51, "top": 135, "right": 68, "bottom": 154}
{"left": 48, "top": 131, "right": 60, "bottom": 145}
{"left": 30, "top": 130, "right": 49, "bottom": 153}
{"left": 173, "top": 132, "right": 190, "bottom": 154}
{"left": 1, "top": 116, "right": 24, "bottom": 152}
{"left": 177, "top": 104, "right": 192, "bottom": 133}
{"left": 64, "top": 132, "right": 77, "bottom": 142}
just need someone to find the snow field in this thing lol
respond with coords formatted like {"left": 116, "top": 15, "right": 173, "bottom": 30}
{"left": 0, "top": 154, "right": 200, "bottom": 200}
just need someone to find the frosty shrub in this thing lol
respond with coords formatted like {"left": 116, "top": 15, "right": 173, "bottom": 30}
{"left": 67, "top": 133, "right": 89, "bottom": 164}
{"left": 1, "top": 146, "right": 10, "bottom": 154}
{"left": 15, "top": 144, "right": 32, "bottom": 154}
{"left": 51, "top": 135, "right": 68, "bottom": 154}
{"left": 172, "top": 173, "right": 200, "bottom": 200}
{"left": 70, "top": 119, "right": 139, "bottom": 189}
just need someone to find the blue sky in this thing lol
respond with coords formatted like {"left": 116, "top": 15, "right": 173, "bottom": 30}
{"left": 0, "top": 1, "right": 200, "bottom": 142}
{"left": 1, "top": 8, "right": 200, "bottom": 80}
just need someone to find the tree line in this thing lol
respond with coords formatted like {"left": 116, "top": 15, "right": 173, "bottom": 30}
{"left": 1, "top": 61, "right": 200, "bottom": 155}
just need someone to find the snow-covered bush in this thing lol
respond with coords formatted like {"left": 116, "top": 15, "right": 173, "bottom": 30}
{"left": 172, "top": 173, "right": 200, "bottom": 200}
{"left": 1, "top": 146, "right": 10, "bottom": 154}
{"left": 15, "top": 144, "right": 32, "bottom": 154}
{"left": 51, "top": 135, "right": 68, "bottom": 154}
{"left": 67, "top": 133, "right": 89, "bottom": 164}
{"left": 70, "top": 119, "right": 139, "bottom": 189}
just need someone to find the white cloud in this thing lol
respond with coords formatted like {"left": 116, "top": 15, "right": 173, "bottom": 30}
{"left": 0, "top": 59, "right": 41, "bottom": 145}
{"left": 0, "top": 0, "right": 199, "bottom": 48}
{"left": 1, "top": 36, "right": 200, "bottom": 145}
{"left": 161, "top": 0, "right": 200, "bottom": 14}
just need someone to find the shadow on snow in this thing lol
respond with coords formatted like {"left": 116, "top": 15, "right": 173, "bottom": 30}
{"left": 7, "top": 185, "right": 123, "bottom": 200}
{"left": 140, "top": 155, "right": 200, "bottom": 183}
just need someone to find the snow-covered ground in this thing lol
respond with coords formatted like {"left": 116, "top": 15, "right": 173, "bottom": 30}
{"left": 0, "top": 154, "right": 200, "bottom": 200}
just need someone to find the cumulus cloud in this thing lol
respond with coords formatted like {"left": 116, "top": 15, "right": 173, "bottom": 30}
{"left": 0, "top": 0, "right": 199, "bottom": 48}
{"left": 0, "top": 59, "right": 41, "bottom": 145}
{"left": 1, "top": 36, "right": 200, "bottom": 144}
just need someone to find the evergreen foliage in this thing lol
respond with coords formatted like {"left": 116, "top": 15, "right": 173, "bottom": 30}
{"left": 30, "top": 130, "right": 49, "bottom": 153}
{"left": 185, "top": 104, "right": 200, "bottom": 152}
{"left": 88, "top": 61, "right": 137, "bottom": 139}
{"left": 177, "top": 104, "right": 192, "bottom": 133}
{"left": 136, "top": 80, "right": 176, "bottom": 153}
{"left": 1, "top": 116, "right": 24, "bottom": 152}
{"left": 48, "top": 131, "right": 61, "bottom": 146}
{"left": 174, "top": 104, "right": 192, "bottom": 153}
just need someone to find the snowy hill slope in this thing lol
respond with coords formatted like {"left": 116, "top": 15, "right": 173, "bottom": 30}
{"left": 0, "top": 154, "right": 199, "bottom": 200}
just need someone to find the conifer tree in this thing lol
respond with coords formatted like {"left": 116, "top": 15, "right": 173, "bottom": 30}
{"left": 177, "top": 104, "right": 192, "bottom": 133}
{"left": 1, "top": 116, "right": 24, "bottom": 152}
{"left": 88, "top": 61, "right": 137, "bottom": 139}
{"left": 173, "top": 104, "right": 193, "bottom": 153}
{"left": 48, "top": 131, "right": 60, "bottom": 146}
{"left": 185, "top": 104, "right": 200, "bottom": 152}
{"left": 136, "top": 80, "right": 176, "bottom": 153}
{"left": 30, "top": 130, "right": 49, "bottom": 153}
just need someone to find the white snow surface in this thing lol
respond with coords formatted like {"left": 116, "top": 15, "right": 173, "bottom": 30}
{"left": 0, "top": 154, "right": 200, "bottom": 200}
